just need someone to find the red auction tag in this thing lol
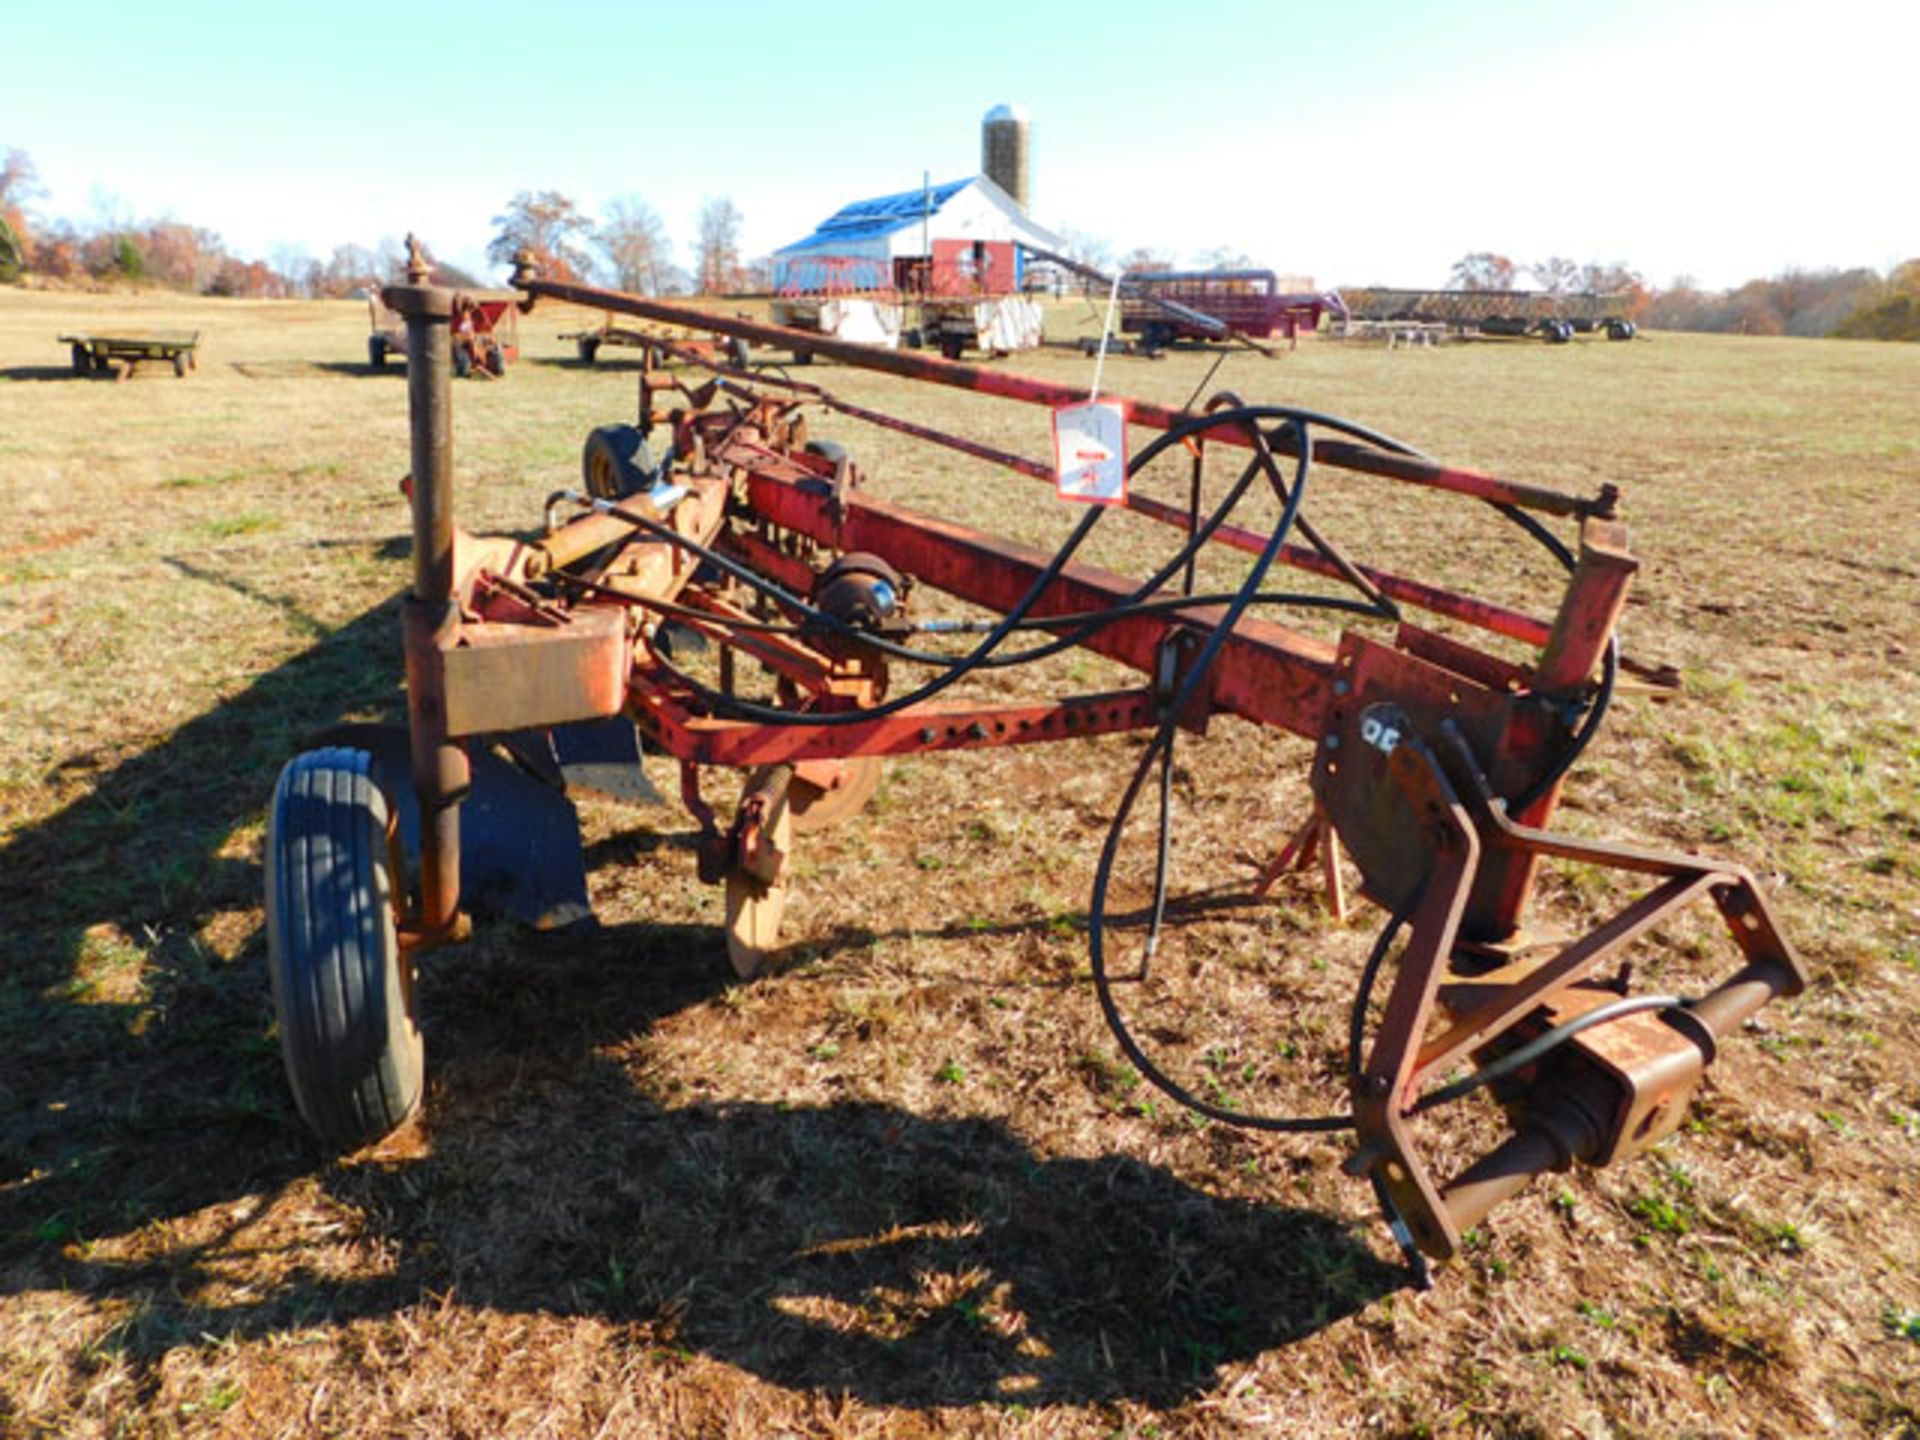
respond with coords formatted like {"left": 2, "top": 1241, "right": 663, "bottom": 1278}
{"left": 1052, "top": 399, "right": 1128, "bottom": 505}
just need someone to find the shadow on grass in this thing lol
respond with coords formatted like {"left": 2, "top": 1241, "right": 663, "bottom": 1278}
{"left": 0, "top": 579, "right": 1400, "bottom": 1414}
{"left": 0, "top": 365, "right": 119, "bottom": 383}
{"left": 7, "top": 909, "right": 1397, "bottom": 1411}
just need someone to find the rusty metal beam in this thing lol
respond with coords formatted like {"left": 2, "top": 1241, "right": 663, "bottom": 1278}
{"left": 514, "top": 273, "right": 1614, "bottom": 521}
{"left": 737, "top": 464, "right": 1340, "bottom": 738}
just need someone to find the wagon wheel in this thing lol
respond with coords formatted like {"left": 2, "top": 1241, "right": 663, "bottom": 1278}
{"left": 790, "top": 756, "right": 882, "bottom": 834}
{"left": 172, "top": 350, "right": 189, "bottom": 378}
{"left": 70, "top": 343, "right": 90, "bottom": 375}
{"left": 265, "top": 747, "right": 423, "bottom": 1151}
{"left": 724, "top": 766, "right": 794, "bottom": 978}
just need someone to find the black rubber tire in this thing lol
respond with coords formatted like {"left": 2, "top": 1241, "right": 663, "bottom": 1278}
{"left": 71, "top": 343, "right": 90, "bottom": 375}
{"left": 578, "top": 336, "right": 600, "bottom": 365}
{"left": 582, "top": 423, "right": 656, "bottom": 499}
{"left": 266, "top": 747, "right": 421, "bottom": 1151}
{"left": 903, "top": 327, "right": 924, "bottom": 350}
{"left": 452, "top": 344, "right": 472, "bottom": 379}
{"left": 727, "top": 336, "right": 751, "bottom": 369}
{"left": 368, "top": 335, "right": 387, "bottom": 369}
{"left": 939, "top": 335, "right": 965, "bottom": 361}
{"left": 484, "top": 341, "right": 505, "bottom": 376}
{"left": 172, "top": 350, "right": 188, "bottom": 378}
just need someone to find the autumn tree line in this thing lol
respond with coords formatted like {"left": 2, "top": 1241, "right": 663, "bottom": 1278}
{"left": 0, "top": 148, "right": 755, "bottom": 301}
{"left": 1438, "top": 250, "right": 1920, "bottom": 340}
{"left": 3, "top": 146, "right": 1914, "bottom": 340}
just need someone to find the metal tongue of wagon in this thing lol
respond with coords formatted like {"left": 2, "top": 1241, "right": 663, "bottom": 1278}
{"left": 263, "top": 237, "right": 1804, "bottom": 1285}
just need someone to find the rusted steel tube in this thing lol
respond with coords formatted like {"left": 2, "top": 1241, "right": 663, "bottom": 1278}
{"left": 385, "top": 244, "right": 468, "bottom": 939}
{"left": 514, "top": 272, "right": 1611, "bottom": 520}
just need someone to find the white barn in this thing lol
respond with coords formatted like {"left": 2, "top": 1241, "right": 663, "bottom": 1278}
{"left": 770, "top": 174, "right": 1064, "bottom": 294}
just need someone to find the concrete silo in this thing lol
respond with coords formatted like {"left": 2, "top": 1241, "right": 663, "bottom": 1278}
{"left": 981, "top": 103, "right": 1031, "bottom": 212}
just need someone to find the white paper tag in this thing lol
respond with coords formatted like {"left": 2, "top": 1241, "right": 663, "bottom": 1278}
{"left": 1052, "top": 399, "right": 1128, "bottom": 505}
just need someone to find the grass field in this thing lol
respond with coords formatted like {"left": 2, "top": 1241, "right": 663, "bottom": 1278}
{"left": 1, "top": 286, "right": 1916, "bottom": 1438}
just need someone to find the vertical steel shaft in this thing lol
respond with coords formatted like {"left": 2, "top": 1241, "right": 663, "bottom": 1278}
{"left": 387, "top": 239, "right": 469, "bottom": 940}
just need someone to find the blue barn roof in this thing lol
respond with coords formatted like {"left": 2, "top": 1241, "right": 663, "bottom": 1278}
{"left": 774, "top": 177, "right": 975, "bottom": 255}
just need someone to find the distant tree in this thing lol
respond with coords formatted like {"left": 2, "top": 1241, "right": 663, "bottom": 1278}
{"left": 0, "top": 214, "right": 21, "bottom": 281}
{"left": 269, "top": 243, "right": 313, "bottom": 297}
{"left": 144, "top": 223, "right": 221, "bottom": 291}
{"left": 488, "top": 190, "right": 594, "bottom": 280}
{"left": 1, "top": 147, "right": 43, "bottom": 277}
{"left": 1059, "top": 228, "right": 1113, "bottom": 273}
{"left": 739, "top": 253, "right": 772, "bottom": 293}
{"left": 1529, "top": 256, "right": 1582, "bottom": 295}
{"left": 1448, "top": 252, "right": 1517, "bottom": 290}
{"left": 318, "top": 243, "right": 383, "bottom": 297}
{"left": 1119, "top": 246, "right": 1174, "bottom": 274}
{"left": 696, "top": 197, "right": 744, "bottom": 293}
{"left": 1196, "top": 246, "right": 1256, "bottom": 271}
{"left": 0, "top": 147, "right": 39, "bottom": 207}
{"left": 597, "top": 195, "right": 670, "bottom": 295}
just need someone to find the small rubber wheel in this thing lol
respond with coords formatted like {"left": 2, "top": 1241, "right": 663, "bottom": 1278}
{"left": 727, "top": 336, "right": 751, "bottom": 369}
{"left": 582, "top": 423, "right": 656, "bottom": 500}
{"left": 452, "top": 344, "right": 472, "bottom": 379}
{"left": 939, "top": 335, "right": 965, "bottom": 361}
{"left": 71, "top": 343, "right": 90, "bottom": 375}
{"left": 903, "top": 327, "right": 924, "bottom": 350}
{"left": 172, "top": 350, "right": 189, "bottom": 378}
{"left": 368, "top": 335, "right": 387, "bottom": 369}
{"left": 266, "top": 747, "right": 422, "bottom": 1151}
{"left": 484, "top": 341, "right": 505, "bottom": 376}
{"left": 578, "top": 336, "right": 600, "bottom": 365}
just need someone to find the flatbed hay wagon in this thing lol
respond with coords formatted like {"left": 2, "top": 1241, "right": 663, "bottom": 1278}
{"left": 59, "top": 329, "right": 200, "bottom": 379}
{"left": 1338, "top": 286, "right": 1641, "bottom": 343}
{"left": 263, "top": 239, "right": 1803, "bottom": 1288}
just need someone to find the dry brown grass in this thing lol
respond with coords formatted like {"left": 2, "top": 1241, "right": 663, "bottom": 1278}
{"left": 1, "top": 286, "right": 1917, "bottom": 1437}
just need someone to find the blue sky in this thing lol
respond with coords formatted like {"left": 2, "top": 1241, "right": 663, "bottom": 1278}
{"left": 5, "top": 0, "right": 1912, "bottom": 291}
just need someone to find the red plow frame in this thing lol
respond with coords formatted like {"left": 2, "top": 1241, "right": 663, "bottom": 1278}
{"left": 262, "top": 241, "right": 1804, "bottom": 1284}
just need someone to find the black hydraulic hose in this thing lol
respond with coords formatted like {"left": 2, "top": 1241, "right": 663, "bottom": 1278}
{"left": 638, "top": 405, "right": 1408, "bottom": 725}
{"left": 1086, "top": 416, "right": 1361, "bottom": 1133}
{"left": 559, "top": 411, "right": 1275, "bottom": 675}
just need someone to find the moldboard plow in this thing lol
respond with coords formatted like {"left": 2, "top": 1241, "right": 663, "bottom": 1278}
{"left": 264, "top": 240, "right": 1804, "bottom": 1283}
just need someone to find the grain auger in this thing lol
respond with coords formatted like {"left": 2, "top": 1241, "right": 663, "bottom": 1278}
{"left": 262, "top": 240, "right": 1804, "bottom": 1281}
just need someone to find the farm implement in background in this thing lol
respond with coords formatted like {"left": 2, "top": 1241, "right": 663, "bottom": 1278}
{"left": 368, "top": 285, "right": 519, "bottom": 376}
{"left": 1337, "top": 287, "right": 1640, "bottom": 343}
{"left": 264, "top": 238, "right": 1802, "bottom": 1283}
{"left": 1023, "top": 247, "right": 1343, "bottom": 356}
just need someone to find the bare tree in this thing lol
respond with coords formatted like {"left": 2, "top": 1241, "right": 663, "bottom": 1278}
{"left": 0, "top": 147, "right": 41, "bottom": 210}
{"left": 488, "top": 190, "right": 594, "bottom": 280}
{"left": 1196, "top": 245, "right": 1256, "bottom": 271}
{"left": 1119, "top": 246, "right": 1174, "bottom": 274}
{"left": 1530, "top": 256, "right": 1582, "bottom": 295}
{"left": 696, "top": 197, "right": 743, "bottom": 294}
{"left": 598, "top": 195, "right": 669, "bottom": 295}
{"left": 1449, "top": 252, "right": 1517, "bottom": 290}
{"left": 1059, "top": 228, "right": 1113, "bottom": 272}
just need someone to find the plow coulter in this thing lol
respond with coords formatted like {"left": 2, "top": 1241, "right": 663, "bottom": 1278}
{"left": 264, "top": 240, "right": 1804, "bottom": 1281}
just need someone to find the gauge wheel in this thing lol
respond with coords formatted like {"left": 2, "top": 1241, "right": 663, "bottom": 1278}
{"left": 581, "top": 423, "right": 656, "bottom": 500}
{"left": 265, "top": 747, "right": 422, "bottom": 1151}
